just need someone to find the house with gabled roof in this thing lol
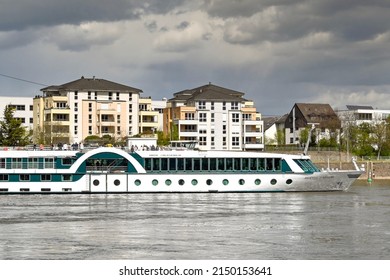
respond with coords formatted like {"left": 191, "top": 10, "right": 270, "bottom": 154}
{"left": 164, "top": 83, "right": 264, "bottom": 151}
{"left": 285, "top": 103, "right": 341, "bottom": 145}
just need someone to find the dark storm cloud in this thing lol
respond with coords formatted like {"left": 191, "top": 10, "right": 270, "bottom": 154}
{"left": 0, "top": 0, "right": 188, "bottom": 31}
{"left": 202, "top": 0, "right": 390, "bottom": 43}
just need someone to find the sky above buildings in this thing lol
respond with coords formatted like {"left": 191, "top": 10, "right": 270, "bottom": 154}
{"left": 1, "top": 0, "right": 390, "bottom": 116}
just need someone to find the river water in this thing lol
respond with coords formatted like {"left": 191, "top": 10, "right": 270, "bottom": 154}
{"left": 0, "top": 183, "right": 389, "bottom": 260}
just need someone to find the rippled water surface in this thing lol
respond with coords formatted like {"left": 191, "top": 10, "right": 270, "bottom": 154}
{"left": 1, "top": 183, "right": 390, "bottom": 260}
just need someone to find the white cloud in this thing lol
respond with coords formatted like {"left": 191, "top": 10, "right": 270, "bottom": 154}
{"left": 45, "top": 22, "right": 125, "bottom": 51}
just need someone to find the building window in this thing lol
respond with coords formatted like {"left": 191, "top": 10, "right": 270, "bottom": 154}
{"left": 89, "top": 114, "right": 92, "bottom": 123}
{"left": 232, "top": 113, "right": 240, "bottom": 123}
{"left": 88, "top": 91, "right": 91, "bottom": 100}
{"left": 116, "top": 92, "right": 120, "bottom": 100}
{"left": 211, "top": 137, "right": 215, "bottom": 146}
{"left": 199, "top": 113, "right": 207, "bottom": 122}
{"left": 185, "top": 113, "right": 195, "bottom": 120}
{"left": 88, "top": 103, "right": 92, "bottom": 112}
{"left": 74, "top": 91, "right": 78, "bottom": 100}
{"left": 199, "top": 136, "right": 207, "bottom": 146}
{"left": 129, "top": 104, "right": 132, "bottom": 112}
{"left": 231, "top": 102, "right": 239, "bottom": 110}
{"left": 108, "top": 92, "right": 112, "bottom": 100}
{"left": 74, "top": 114, "right": 78, "bottom": 124}
{"left": 223, "top": 102, "right": 226, "bottom": 110}
{"left": 211, "top": 113, "right": 215, "bottom": 122}
{"left": 198, "top": 101, "right": 206, "bottom": 110}
{"left": 211, "top": 102, "right": 214, "bottom": 110}
{"left": 232, "top": 137, "right": 240, "bottom": 146}
{"left": 29, "top": 105, "right": 33, "bottom": 111}
{"left": 89, "top": 126, "right": 92, "bottom": 135}
{"left": 223, "top": 137, "right": 227, "bottom": 146}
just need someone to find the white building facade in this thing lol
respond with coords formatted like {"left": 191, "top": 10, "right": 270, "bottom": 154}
{"left": 0, "top": 96, "right": 34, "bottom": 129}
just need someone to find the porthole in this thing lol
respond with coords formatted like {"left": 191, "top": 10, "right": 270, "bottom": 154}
{"left": 152, "top": 179, "right": 158, "bottom": 186}
{"left": 165, "top": 179, "right": 172, "bottom": 186}
{"left": 134, "top": 179, "right": 141, "bottom": 186}
{"left": 255, "top": 179, "right": 261, "bottom": 185}
{"left": 223, "top": 179, "right": 229, "bottom": 185}
{"left": 239, "top": 179, "right": 245, "bottom": 185}
{"left": 114, "top": 179, "right": 120, "bottom": 186}
{"left": 206, "top": 179, "right": 213, "bottom": 185}
{"left": 271, "top": 179, "right": 277, "bottom": 185}
{"left": 191, "top": 179, "right": 198, "bottom": 186}
{"left": 286, "top": 179, "right": 293, "bottom": 185}
{"left": 179, "top": 179, "right": 185, "bottom": 185}
{"left": 93, "top": 179, "right": 100, "bottom": 186}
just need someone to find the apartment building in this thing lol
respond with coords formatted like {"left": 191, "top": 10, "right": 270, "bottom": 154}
{"left": 164, "top": 83, "right": 264, "bottom": 151}
{"left": 0, "top": 96, "right": 34, "bottom": 129}
{"left": 33, "top": 76, "right": 143, "bottom": 144}
{"left": 337, "top": 105, "right": 390, "bottom": 126}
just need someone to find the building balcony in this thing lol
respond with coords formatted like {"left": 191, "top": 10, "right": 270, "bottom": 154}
{"left": 243, "top": 119, "right": 262, "bottom": 125}
{"left": 243, "top": 143, "right": 264, "bottom": 150}
{"left": 44, "top": 108, "right": 71, "bottom": 114}
{"left": 177, "top": 119, "right": 198, "bottom": 125}
{"left": 179, "top": 131, "right": 199, "bottom": 137}
{"left": 97, "top": 108, "right": 117, "bottom": 115}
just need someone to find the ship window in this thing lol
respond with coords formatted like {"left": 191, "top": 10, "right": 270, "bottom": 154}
{"left": 152, "top": 179, "right": 158, "bottom": 186}
{"left": 114, "top": 179, "right": 120, "bottom": 186}
{"left": 41, "top": 174, "right": 51, "bottom": 181}
{"left": 152, "top": 158, "right": 160, "bottom": 171}
{"left": 11, "top": 158, "right": 22, "bottom": 169}
{"left": 0, "top": 174, "right": 9, "bottom": 181}
{"left": 226, "top": 158, "right": 233, "bottom": 170}
{"left": 177, "top": 158, "right": 185, "bottom": 171}
{"left": 271, "top": 179, "right": 277, "bottom": 185}
{"left": 185, "top": 158, "right": 193, "bottom": 170}
{"left": 145, "top": 158, "right": 151, "bottom": 170}
{"left": 209, "top": 158, "right": 217, "bottom": 170}
{"left": 44, "top": 158, "right": 54, "bottom": 169}
{"left": 274, "top": 158, "right": 281, "bottom": 171}
{"left": 223, "top": 179, "right": 229, "bottom": 185}
{"left": 206, "top": 179, "right": 213, "bottom": 185}
{"left": 62, "top": 175, "right": 72, "bottom": 181}
{"left": 93, "top": 179, "right": 99, "bottom": 186}
{"left": 28, "top": 158, "right": 39, "bottom": 169}
{"left": 217, "top": 158, "right": 224, "bottom": 170}
{"left": 20, "top": 174, "right": 30, "bottom": 181}
{"left": 179, "top": 179, "right": 185, "bottom": 185}
{"left": 201, "top": 158, "right": 209, "bottom": 170}
{"left": 161, "top": 158, "right": 168, "bottom": 171}
{"left": 62, "top": 158, "right": 72, "bottom": 165}
{"left": 266, "top": 159, "right": 274, "bottom": 171}
{"left": 193, "top": 158, "right": 201, "bottom": 170}
{"left": 286, "top": 179, "right": 293, "bottom": 185}
{"left": 255, "top": 179, "right": 261, "bottom": 185}
{"left": 41, "top": 188, "right": 51, "bottom": 192}
{"left": 165, "top": 179, "right": 172, "bottom": 186}
{"left": 242, "top": 158, "right": 249, "bottom": 170}
{"left": 169, "top": 158, "right": 176, "bottom": 170}
{"left": 239, "top": 179, "right": 245, "bottom": 185}
{"left": 134, "top": 179, "right": 141, "bottom": 186}
{"left": 257, "top": 158, "right": 265, "bottom": 170}
{"left": 250, "top": 158, "right": 257, "bottom": 170}
{"left": 0, "top": 158, "right": 5, "bottom": 169}
{"left": 234, "top": 158, "right": 241, "bottom": 170}
{"left": 191, "top": 179, "right": 198, "bottom": 185}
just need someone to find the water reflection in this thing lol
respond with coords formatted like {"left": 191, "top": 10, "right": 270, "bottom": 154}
{"left": 1, "top": 184, "right": 390, "bottom": 259}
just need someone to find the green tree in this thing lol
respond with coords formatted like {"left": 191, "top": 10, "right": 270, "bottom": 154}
{"left": 0, "top": 105, "right": 29, "bottom": 146}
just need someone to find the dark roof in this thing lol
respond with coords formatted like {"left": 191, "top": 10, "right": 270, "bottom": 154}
{"left": 346, "top": 105, "right": 374, "bottom": 110}
{"left": 41, "top": 76, "right": 142, "bottom": 93}
{"left": 169, "top": 83, "right": 247, "bottom": 103}
{"left": 294, "top": 103, "right": 341, "bottom": 128}
{"left": 262, "top": 116, "right": 282, "bottom": 131}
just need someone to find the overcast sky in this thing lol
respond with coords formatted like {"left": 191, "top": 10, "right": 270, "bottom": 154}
{"left": 1, "top": 0, "right": 390, "bottom": 115}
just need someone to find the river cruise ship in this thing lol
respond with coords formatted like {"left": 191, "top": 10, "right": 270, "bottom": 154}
{"left": 0, "top": 145, "right": 363, "bottom": 194}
